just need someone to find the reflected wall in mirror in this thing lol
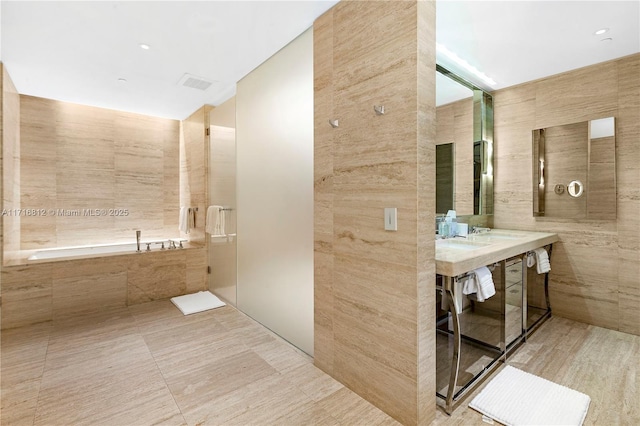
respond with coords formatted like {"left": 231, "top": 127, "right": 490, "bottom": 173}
{"left": 532, "top": 117, "right": 616, "bottom": 219}
{"left": 436, "top": 143, "right": 454, "bottom": 213}
{"left": 435, "top": 65, "right": 494, "bottom": 216}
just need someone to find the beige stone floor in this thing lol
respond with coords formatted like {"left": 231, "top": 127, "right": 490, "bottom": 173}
{"left": 1, "top": 300, "right": 638, "bottom": 425}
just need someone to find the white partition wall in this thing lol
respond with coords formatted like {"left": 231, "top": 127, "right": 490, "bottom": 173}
{"left": 235, "top": 28, "right": 314, "bottom": 355}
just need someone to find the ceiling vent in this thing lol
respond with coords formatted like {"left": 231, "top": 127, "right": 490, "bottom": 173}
{"left": 178, "top": 73, "right": 214, "bottom": 91}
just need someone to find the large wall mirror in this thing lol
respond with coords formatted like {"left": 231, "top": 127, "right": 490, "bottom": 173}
{"left": 532, "top": 117, "right": 616, "bottom": 220}
{"left": 435, "top": 65, "right": 493, "bottom": 216}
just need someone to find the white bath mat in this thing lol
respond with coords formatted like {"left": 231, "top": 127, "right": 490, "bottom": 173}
{"left": 469, "top": 365, "right": 590, "bottom": 426}
{"left": 170, "top": 291, "right": 226, "bottom": 315}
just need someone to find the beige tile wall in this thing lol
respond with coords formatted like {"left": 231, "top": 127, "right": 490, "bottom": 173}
{"left": 18, "top": 95, "right": 180, "bottom": 250}
{"left": 2, "top": 65, "right": 21, "bottom": 262}
{"left": 314, "top": 2, "right": 436, "bottom": 424}
{"left": 1, "top": 87, "right": 211, "bottom": 329}
{"left": 492, "top": 54, "right": 640, "bottom": 336}
{"left": 1, "top": 247, "right": 207, "bottom": 329}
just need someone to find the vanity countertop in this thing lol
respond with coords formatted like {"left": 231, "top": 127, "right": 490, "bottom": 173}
{"left": 435, "top": 229, "right": 558, "bottom": 276}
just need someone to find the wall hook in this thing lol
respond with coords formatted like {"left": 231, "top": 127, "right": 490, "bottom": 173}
{"left": 374, "top": 105, "right": 385, "bottom": 115}
{"left": 329, "top": 119, "right": 339, "bottom": 128}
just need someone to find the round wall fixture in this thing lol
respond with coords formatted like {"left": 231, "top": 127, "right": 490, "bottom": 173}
{"left": 567, "top": 180, "right": 584, "bottom": 198}
{"left": 554, "top": 184, "right": 565, "bottom": 195}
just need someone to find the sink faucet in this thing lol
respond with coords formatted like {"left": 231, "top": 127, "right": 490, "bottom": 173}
{"left": 470, "top": 226, "right": 490, "bottom": 234}
{"left": 136, "top": 230, "right": 141, "bottom": 252}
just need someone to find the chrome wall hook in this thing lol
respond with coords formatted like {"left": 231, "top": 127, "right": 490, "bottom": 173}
{"left": 329, "top": 119, "right": 339, "bottom": 128}
{"left": 374, "top": 105, "right": 385, "bottom": 115}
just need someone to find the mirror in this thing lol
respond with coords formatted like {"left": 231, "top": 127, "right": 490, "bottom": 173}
{"left": 436, "top": 143, "right": 455, "bottom": 213}
{"left": 567, "top": 180, "right": 584, "bottom": 198}
{"left": 532, "top": 117, "right": 616, "bottom": 219}
{"left": 435, "top": 65, "right": 493, "bottom": 216}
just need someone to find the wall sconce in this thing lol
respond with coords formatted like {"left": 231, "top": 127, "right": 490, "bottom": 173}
{"left": 374, "top": 105, "right": 385, "bottom": 115}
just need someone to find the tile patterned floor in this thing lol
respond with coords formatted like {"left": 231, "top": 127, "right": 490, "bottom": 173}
{"left": 2, "top": 300, "right": 639, "bottom": 425}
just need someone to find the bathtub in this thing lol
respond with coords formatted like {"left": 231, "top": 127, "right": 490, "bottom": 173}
{"left": 27, "top": 239, "right": 185, "bottom": 262}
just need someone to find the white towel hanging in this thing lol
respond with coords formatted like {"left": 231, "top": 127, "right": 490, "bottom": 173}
{"left": 206, "top": 205, "right": 225, "bottom": 237}
{"left": 179, "top": 206, "right": 189, "bottom": 234}
{"left": 534, "top": 247, "right": 551, "bottom": 274}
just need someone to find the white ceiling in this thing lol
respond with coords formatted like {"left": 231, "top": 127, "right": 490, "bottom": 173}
{"left": 2, "top": 1, "right": 638, "bottom": 118}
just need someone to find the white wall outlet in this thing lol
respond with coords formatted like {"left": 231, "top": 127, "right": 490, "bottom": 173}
{"left": 384, "top": 208, "right": 397, "bottom": 231}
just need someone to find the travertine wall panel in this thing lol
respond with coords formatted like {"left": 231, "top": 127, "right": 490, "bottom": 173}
{"left": 19, "top": 96, "right": 180, "bottom": 250}
{"left": 127, "top": 250, "right": 186, "bottom": 304}
{"left": 0, "top": 246, "right": 206, "bottom": 329}
{"left": 616, "top": 54, "right": 640, "bottom": 335}
{"left": 1, "top": 263, "right": 52, "bottom": 329}
{"left": 314, "top": 1, "right": 436, "bottom": 424}
{"left": 493, "top": 55, "right": 640, "bottom": 335}
{"left": 2, "top": 65, "right": 21, "bottom": 262}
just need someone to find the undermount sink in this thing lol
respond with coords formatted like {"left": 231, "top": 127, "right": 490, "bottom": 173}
{"left": 468, "top": 232, "right": 525, "bottom": 241}
{"left": 435, "top": 239, "right": 490, "bottom": 251}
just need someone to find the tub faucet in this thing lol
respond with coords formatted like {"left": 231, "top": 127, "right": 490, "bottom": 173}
{"left": 136, "top": 230, "right": 141, "bottom": 252}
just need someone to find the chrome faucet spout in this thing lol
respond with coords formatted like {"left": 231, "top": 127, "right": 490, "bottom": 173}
{"left": 136, "top": 230, "right": 142, "bottom": 252}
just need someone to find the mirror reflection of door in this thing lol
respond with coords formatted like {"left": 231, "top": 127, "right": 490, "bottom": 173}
{"left": 436, "top": 143, "right": 455, "bottom": 214}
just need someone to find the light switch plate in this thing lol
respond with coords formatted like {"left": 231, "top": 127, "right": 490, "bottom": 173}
{"left": 384, "top": 208, "right": 397, "bottom": 231}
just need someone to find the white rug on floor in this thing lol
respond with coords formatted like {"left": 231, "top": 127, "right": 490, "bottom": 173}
{"left": 171, "top": 291, "right": 226, "bottom": 315}
{"left": 469, "top": 365, "right": 590, "bottom": 426}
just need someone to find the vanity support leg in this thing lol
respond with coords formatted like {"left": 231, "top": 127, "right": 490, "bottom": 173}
{"left": 499, "top": 260, "right": 506, "bottom": 362}
{"left": 444, "top": 275, "right": 461, "bottom": 414}
{"left": 543, "top": 244, "right": 553, "bottom": 313}
{"left": 522, "top": 253, "right": 528, "bottom": 342}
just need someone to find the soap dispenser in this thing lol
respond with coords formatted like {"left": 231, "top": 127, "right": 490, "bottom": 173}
{"left": 449, "top": 217, "right": 457, "bottom": 237}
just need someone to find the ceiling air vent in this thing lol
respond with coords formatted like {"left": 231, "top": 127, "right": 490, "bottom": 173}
{"left": 178, "top": 73, "right": 214, "bottom": 91}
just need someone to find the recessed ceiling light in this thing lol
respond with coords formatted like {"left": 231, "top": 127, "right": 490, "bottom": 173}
{"left": 600, "top": 37, "right": 613, "bottom": 43}
{"left": 594, "top": 28, "right": 609, "bottom": 35}
{"left": 139, "top": 43, "right": 150, "bottom": 50}
{"left": 118, "top": 78, "right": 127, "bottom": 83}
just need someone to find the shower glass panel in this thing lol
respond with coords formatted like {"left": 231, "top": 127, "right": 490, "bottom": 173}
{"left": 208, "top": 114, "right": 237, "bottom": 305}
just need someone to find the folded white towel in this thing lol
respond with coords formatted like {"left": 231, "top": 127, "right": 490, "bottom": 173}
{"left": 461, "top": 266, "right": 495, "bottom": 302}
{"left": 462, "top": 275, "right": 477, "bottom": 296}
{"left": 179, "top": 206, "right": 189, "bottom": 234}
{"left": 205, "top": 206, "right": 216, "bottom": 234}
{"left": 474, "top": 266, "right": 496, "bottom": 302}
{"left": 206, "top": 205, "right": 225, "bottom": 237}
{"left": 534, "top": 247, "right": 551, "bottom": 274}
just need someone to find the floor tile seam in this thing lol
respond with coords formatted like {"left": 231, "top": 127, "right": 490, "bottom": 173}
{"left": 31, "top": 327, "right": 53, "bottom": 426}
{"left": 132, "top": 310, "right": 189, "bottom": 425}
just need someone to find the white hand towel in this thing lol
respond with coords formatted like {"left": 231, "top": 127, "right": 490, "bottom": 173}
{"left": 179, "top": 206, "right": 189, "bottom": 234}
{"left": 462, "top": 275, "right": 478, "bottom": 296}
{"left": 473, "top": 266, "right": 496, "bottom": 302}
{"left": 534, "top": 247, "right": 551, "bottom": 274}
{"left": 527, "top": 251, "right": 536, "bottom": 268}
{"left": 205, "top": 206, "right": 216, "bottom": 234}
{"left": 206, "top": 205, "right": 225, "bottom": 236}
